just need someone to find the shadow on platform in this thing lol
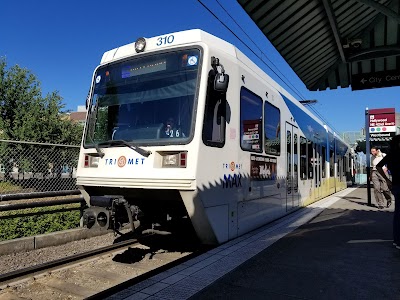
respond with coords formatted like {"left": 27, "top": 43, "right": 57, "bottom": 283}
{"left": 190, "top": 187, "right": 400, "bottom": 300}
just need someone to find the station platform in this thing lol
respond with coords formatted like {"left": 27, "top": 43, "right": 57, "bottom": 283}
{"left": 108, "top": 187, "right": 400, "bottom": 300}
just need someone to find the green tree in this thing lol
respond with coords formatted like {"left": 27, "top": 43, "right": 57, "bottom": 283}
{"left": 0, "top": 57, "right": 82, "bottom": 144}
{"left": 0, "top": 57, "right": 83, "bottom": 181}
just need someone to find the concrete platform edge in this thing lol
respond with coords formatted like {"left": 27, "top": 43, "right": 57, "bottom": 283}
{"left": 0, "top": 227, "right": 109, "bottom": 256}
{"left": 107, "top": 188, "right": 357, "bottom": 300}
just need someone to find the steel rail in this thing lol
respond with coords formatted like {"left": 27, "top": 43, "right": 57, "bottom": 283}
{"left": 0, "top": 236, "right": 141, "bottom": 284}
{"left": 86, "top": 244, "right": 211, "bottom": 300}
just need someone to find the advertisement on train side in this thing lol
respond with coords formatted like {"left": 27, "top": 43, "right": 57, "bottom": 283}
{"left": 250, "top": 154, "right": 277, "bottom": 181}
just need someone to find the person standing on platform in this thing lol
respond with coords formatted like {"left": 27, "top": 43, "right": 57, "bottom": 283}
{"left": 377, "top": 136, "right": 400, "bottom": 250}
{"left": 370, "top": 146, "right": 392, "bottom": 209}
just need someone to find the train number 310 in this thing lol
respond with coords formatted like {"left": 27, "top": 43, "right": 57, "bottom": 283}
{"left": 156, "top": 35, "right": 175, "bottom": 46}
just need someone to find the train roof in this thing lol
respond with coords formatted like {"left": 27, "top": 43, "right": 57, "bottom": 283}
{"left": 99, "top": 29, "right": 349, "bottom": 149}
{"left": 100, "top": 29, "right": 237, "bottom": 65}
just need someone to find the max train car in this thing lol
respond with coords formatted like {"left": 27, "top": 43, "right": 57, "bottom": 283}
{"left": 77, "top": 29, "right": 352, "bottom": 244}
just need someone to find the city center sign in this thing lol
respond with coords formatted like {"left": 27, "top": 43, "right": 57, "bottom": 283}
{"left": 352, "top": 70, "right": 400, "bottom": 90}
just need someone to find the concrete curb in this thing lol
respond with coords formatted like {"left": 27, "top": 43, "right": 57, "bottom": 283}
{"left": 0, "top": 227, "right": 109, "bottom": 256}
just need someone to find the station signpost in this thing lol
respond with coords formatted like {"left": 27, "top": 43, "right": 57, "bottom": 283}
{"left": 365, "top": 108, "right": 371, "bottom": 206}
{"left": 365, "top": 107, "right": 396, "bottom": 206}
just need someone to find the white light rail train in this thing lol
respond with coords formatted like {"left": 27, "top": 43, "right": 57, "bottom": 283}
{"left": 77, "top": 29, "right": 353, "bottom": 244}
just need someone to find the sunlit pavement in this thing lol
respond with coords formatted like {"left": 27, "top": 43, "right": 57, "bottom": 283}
{"left": 108, "top": 187, "right": 399, "bottom": 300}
{"left": 190, "top": 187, "right": 399, "bottom": 300}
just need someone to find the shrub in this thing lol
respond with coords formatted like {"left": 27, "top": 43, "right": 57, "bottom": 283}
{"left": 0, "top": 203, "right": 81, "bottom": 241}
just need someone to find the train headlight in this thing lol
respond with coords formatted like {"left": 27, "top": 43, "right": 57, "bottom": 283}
{"left": 83, "top": 155, "right": 99, "bottom": 168}
{"left": 161, "top": 152, "right": 187, "bottom": 168}
{"left": 90, "top": 157, "right": 99, "bottom": 167}
{"left": 135, "top": 37, "right": 146, "bottom": 53}
{"left": 83, "top": 211, "right": 96, "bottom": 228}
{"left": 163, "top": 154, "right": 178, "bottom": 167}
{"left": 97, "top": 212, "right": 108, "bottom": 227}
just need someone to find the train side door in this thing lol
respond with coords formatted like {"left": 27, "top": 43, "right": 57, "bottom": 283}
{"left": 286, "top": 123, "right": 299, "bottom": 211}
{"left": 314, "top": 140, "right": 322, "bottom": 199}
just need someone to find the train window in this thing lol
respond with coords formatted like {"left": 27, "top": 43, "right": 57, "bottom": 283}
{"left": 264, "top": 102, "right": 280, "bottom": 155}
{"left": 294, "top": 133, "right": 298, "bottom": 177}
{"left": 240, "top": 87, "right": 262, "bottom": 152}
{"left": 348, "top": 155, "right": 352, "bottom": 177}
{"left": 287, "top": 130, "right": 291, "bottom": 174}
{"left": 321, "top": 146, "right": 326, "bottom": 178}
{"left": 300, "top": 137, "right": 307, "bottom": 180}
{"left": 308, "top": 140, "right": 314, "bottom": 179}
{"left": 336, "top": 148, "right": 340, "bottom": 178}
{"left": 330, "top": 149, "right": 334, "bottom": 177}
{"left": 202, "top": 70, "right": 226, "bottom": 147}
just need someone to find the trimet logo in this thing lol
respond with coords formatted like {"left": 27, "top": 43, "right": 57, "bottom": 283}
{"left": 117, "top": 156, "right": 127, "bottom": 167}
{"left": 222, "top": 162, "right": 243, "bottom": 171}
{"left": 105, "top": 157, "right": 145, "bottom": 166}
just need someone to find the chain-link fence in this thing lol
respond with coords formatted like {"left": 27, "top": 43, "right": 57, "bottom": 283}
{"left": 0, "top": 140, "right": 80, "bottom": 195}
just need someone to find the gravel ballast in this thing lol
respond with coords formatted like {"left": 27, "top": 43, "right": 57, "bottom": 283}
{"left": 0, "top": 231, "right": 121, "bottom": 274}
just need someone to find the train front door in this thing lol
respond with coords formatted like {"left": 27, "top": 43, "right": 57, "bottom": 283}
{"left": 286, "top": 123, "right": 299, "bottom": 211}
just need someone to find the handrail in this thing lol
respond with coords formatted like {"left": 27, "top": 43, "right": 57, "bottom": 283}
{"left": 0, "top": 197, "right": 84, "bottom": 212}
{"left": 0, "top": 190, "right": 81, "bottom": 201}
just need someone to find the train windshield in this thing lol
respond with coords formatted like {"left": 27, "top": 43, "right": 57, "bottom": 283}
{"left": 84, "top": 49, "right": 201, "bottom": 146}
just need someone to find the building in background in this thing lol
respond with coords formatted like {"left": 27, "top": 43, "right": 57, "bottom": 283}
{"left": 66, "top": 105, "right": 87, "bottom": 126}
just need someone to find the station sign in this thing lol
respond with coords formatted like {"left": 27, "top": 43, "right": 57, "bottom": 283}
{"left": 351, "top": 70, "right": 400, "bottom": 90}
{"left": 368, "top": 108, "right": 396, "bottom": 140}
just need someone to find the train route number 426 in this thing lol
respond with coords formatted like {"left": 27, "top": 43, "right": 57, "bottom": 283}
{"left": 156, "top": 35, "right": 174, "bottom": 46}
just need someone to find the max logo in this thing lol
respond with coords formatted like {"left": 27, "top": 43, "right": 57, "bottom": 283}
{"left": 223, "top": 174, "right": 242, "bottom": 188}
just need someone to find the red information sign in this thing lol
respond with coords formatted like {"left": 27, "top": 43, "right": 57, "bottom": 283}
{"left": 369, "top": 108, "right": 395, "bottom": 128}
{"left": 368, "top": 108, "right": 396, "bottom": 139}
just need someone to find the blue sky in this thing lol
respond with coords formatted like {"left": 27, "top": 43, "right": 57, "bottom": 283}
{"left": 1, "top": 0, "right": 399, "bottom": 134}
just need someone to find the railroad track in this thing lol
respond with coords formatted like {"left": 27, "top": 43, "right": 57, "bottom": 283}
{"left": 0, "top": 228, "right": 205, "bottom": 300}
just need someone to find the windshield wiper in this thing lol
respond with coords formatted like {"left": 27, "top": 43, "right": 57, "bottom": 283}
{"left": 85, "top": 99, "right": 105, "bottom": 158}
{"left": 98, "top": 140, "right": 152, "bottom": 157}
{"left": 88, "top": 136, "right": 105, "bottom": 158}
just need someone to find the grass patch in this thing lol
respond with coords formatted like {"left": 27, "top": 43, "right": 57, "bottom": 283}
{"left": 0, "top": 181, "right": 22, "bottom": 193}
{"left": 0, "top": 203, "right": 81, "bottom": 241}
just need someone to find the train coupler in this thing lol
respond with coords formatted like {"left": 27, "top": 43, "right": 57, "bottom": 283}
{"left": 83, "top": 195, "right": 136, "bottom": 233}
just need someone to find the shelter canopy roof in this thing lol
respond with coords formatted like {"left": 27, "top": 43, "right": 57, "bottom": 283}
{"left": 238, "top": 0, "right": 400, "bottom": 91}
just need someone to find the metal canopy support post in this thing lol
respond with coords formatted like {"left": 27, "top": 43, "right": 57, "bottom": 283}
{"left": 347, "top": 45, "right": 400, "bottom": 62}
{"left": 355, "top": 0, "right": 400, "bottom": 24}
{"left": 321, "top": 0, "right": 346, "bottom": 63}
{"left": 365, "top": 107, "right": 372, "bottom": 206}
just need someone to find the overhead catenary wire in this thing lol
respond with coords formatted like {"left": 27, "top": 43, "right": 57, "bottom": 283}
{"left": 198, "top": 0, "right": 342, "bottom": 135}
{"left": 216, "top": 0, "right": 337, "bottom": 131}
{"left": 215, "top": 0, "right": 341, "bottom": 134}
{"left": 308, "top": 105, "right": 341, "bottom": 134}
{"left": 197, "top": 0, "right": 305, "bottom": 101}
{"left": 214, "top": 0, "right": 306, "bottom": 102}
